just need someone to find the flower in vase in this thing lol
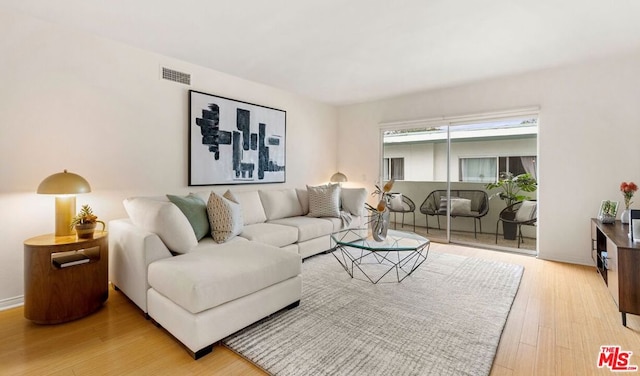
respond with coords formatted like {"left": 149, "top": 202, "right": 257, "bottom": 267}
{"left": 366, "top": 180, "right": 395, "bottom": 241}
{"left": 620, "top": 181, "right": 638, "bottom": 210}
{"left": 365, "top": 180, "right": 395, "bottom": 220}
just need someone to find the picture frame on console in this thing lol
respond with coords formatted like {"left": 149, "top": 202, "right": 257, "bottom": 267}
{"left": 629, "top": 209, "right": 640, "bottom": 241}
{"left": 597, "top": 200, "right": 618, "bottom": 224}
{"left": 188, "top": 90, "right": 286, "bottom": 186}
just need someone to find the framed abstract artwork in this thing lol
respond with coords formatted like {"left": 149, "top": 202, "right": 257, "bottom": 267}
{"left": 189, "top": 90, "right": 286, "bottom": 186}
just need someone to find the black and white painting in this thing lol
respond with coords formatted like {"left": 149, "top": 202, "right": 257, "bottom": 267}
{"left": 189, "top": 90, "right": 286, "bottom": 186}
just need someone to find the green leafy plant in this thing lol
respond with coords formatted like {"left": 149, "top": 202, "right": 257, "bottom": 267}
{"left": 70, "top": 204, "right": 105, "bottom": 228}
{"left": 601, "top": 200, "right": 618, "bottom": 216}
{"left": 485, "top": 172, "right": 537, "bottom": 208}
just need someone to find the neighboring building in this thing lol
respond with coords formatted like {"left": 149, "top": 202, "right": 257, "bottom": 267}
{"left": 383, "top": 119, "right": 538, "bottom": 183}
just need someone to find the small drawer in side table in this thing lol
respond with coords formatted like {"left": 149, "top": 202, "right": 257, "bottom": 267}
{"left": 24, "top": 232, "right": 108, "bottom": 324}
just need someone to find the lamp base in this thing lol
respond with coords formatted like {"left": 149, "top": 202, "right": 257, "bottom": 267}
{"left": 55, "top": 196, "right": 75, "bottom": 237}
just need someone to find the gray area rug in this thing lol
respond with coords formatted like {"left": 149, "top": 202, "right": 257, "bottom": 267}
{"left": 223, "top": 252, "right": 523, "bottom": 376}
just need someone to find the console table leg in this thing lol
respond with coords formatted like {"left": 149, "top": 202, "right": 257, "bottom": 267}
{"left": 622, "top": 312, "right": 627, "bottom": 327}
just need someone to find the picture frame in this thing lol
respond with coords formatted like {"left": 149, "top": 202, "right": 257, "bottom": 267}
{"left": 630, "top": 209, "right": 640, "bottom": 241}
{"left": 189, "top": 90, "right": 286, "bottom": 186}
{"left": 597, "top": 200, "right": 618, "bottom": 224}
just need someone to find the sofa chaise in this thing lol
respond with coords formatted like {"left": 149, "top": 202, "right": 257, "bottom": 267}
{"left": 108, "top": 185, "right": 367, "bottom": 358}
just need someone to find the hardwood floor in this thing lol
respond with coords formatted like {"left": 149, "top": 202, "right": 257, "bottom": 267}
{"left": 2, "top": 242, "right": 639, "bottom": 375}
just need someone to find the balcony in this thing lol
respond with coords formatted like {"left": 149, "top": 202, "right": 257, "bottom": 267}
{"left": 384, "top": 180, "right": 537, "bottom": 254}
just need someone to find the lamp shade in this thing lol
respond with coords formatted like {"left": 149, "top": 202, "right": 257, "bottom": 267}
{"left": 37, "top": 170, "right": 91, "bottom": 195}
{"left": 330, "top": 172, "right": 348, "bottom": 183}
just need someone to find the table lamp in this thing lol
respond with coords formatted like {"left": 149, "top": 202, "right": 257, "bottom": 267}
{"left": 37, "top": 170, "right": 91, "bottom": 236}
{"left": 330, "top": 172, "right": 348, "bottom": 183}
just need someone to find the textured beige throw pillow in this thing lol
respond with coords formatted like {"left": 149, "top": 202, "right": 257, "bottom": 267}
{"left": 307, "top": 184, "right": 341, "bottom": 218}
{"left": 207, "top": 190, "right": 244, "bottom": 243}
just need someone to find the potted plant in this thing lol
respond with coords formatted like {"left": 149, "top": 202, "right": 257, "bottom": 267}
{"left": 598, "top": 200, "right": 618, "bottom": 224}
{"left": 485, "top": 172, "right": 537, "bottom": 239}
{"left": 70, "top": 204, "right": 105, "bottom": 239}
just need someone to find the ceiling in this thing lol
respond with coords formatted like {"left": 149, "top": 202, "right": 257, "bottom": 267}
{"left": 3, "top": 0, "right": 640, "bottom": 105}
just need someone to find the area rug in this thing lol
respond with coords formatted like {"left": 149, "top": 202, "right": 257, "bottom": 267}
{"left": 223, "top": 252, "right": 523, "bottom": 376}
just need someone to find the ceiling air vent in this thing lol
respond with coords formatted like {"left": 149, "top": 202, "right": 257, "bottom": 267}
{"left": 161, "top": 67, "right": 191, "bottom": 85}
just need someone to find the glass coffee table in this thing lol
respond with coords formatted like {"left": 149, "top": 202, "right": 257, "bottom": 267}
{"left": 330, "top": 229, "right": 430, "bottom": 284}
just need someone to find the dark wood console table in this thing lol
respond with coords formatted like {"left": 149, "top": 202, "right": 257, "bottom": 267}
{"left": 591, "top": 219, "right": 640, "bottom": 326}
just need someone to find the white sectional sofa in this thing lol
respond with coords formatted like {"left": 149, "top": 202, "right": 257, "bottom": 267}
{"left": 108, "top": 185, "right": 367, "bottom": 358}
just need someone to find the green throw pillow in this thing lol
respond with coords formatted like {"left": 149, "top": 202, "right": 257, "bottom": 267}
{"left": 167, "top": 194, "right": 210, "bottom": 241}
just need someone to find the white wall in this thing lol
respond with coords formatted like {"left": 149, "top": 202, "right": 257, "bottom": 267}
{"left": 338, "top": 50, "right": 640, "bottom": 266}
{"left": 384, "top": 143, "right": 435, "bottom": 181}
{"left": 0, "top": 9, "right": 338, "bottom": 306}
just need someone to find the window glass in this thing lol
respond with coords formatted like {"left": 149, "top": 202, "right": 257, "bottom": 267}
{"left": 459, "top": 157, "right": 496, "bottom": 183}
{"left": 384, "top": 157, "right": 405, "bottom": 180}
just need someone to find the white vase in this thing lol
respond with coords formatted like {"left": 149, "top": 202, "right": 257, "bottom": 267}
{"left": 370, "top": 208, "right": 390, "bottom": 241}
{"left": 621, "top": 209, "right": 630, "bottom": 224}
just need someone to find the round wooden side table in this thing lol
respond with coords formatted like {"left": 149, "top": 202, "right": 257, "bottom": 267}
{"left": 23, "top": 231, "right": 108, "bottom": 324}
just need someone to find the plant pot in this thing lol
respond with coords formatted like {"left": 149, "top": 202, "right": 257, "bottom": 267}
{"left": 503, "top": 222, "right": 518, "bottom": 240}
{"left": 501, "top": 210, "right": 518, "bottom": 240}
{"left": 74, "top": 221, "right": 105, "bottom": 239}
{"left": 75, "top": 223, "right": 97, "bottom": 239}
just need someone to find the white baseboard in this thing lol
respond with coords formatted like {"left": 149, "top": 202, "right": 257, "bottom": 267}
{"left": 0, "top": 295, "right": 24, "bottom": 311}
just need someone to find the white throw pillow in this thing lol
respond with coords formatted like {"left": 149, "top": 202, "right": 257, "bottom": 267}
{"left": 516, "top": 200, "right": 537, "bottom": 222}
{"left": 207, "top": 190, "right": 244, "bottom": 243}
{"left": 307, "top": 184, "right": 341, "bottom": 218}
{"left": 123, "top": 197, "right": 198, "bottom": 254}
{"left": 259, "top": 189, "right": 304, "bottom": 220}
{"left": 388, "top": 194, "right": 404, "bottom": 211}
{"left": 450, "top": 198, "right": 472, "bottom": 215}
{"left": 341, "top": 187, "right": 368, "bottom": 216}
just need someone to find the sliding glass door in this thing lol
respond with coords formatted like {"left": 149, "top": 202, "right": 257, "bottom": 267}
{"left": 381, "top": 111, "right": 538, "bottom": 253}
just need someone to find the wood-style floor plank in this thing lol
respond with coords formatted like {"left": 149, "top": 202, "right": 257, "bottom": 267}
{"left": 1, "top": 237, "right": 640, "bottom": 375}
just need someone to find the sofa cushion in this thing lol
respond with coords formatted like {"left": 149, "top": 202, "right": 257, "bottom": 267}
{"left": 296, "top": 188, "right": 309, "bottom": 215}
{"left": 167, "top": 194, "right": 209, "bottom": 241}
{"left": 240, "top": 223, "right": 298, "bottom": 248}
{"left": 148, "top": 241, "right": 301, "bottom": 314}
{"left": 191, "top": 190, "right": 217, "bottom": 205}
{"left": 123, "top": 197, "right": 198, "bottom": 254}
{"left": 207, "top": 191, "right": 244, "bottom": 243}
{"left": 307, "top": 184, "right": 341, "bottom": 218}
{"left": 192, "top": 235, "right": 249, "bottom": 251}
{"left": 232, "top": 191, "right": 268, "bottom": 225}
{"left": 269, "top": 216, "right": 334, "bottom": 242}
{"left": 341, "top": 187, "right": 368, "bottom": 216}
{"left": 259, "top": 189, "right": 303, "bottom": 220}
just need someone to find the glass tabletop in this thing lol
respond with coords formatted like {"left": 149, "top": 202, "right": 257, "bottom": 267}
{"left": 331, "top": 228, "right": 429, "bottom": 252}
